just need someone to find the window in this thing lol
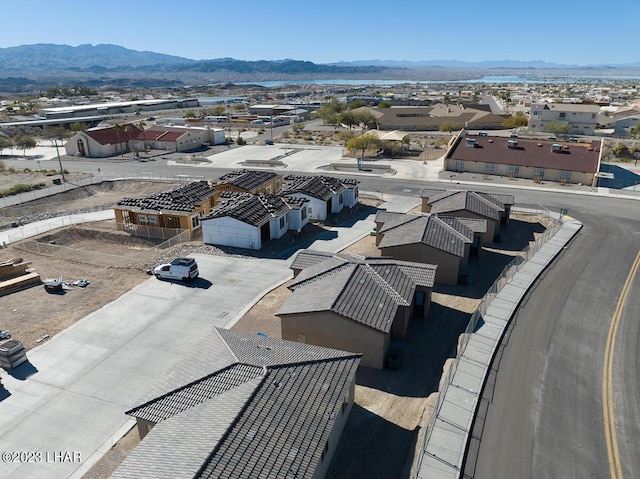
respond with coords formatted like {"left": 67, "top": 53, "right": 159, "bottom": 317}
{"left": 191, "top": 214, "right": 201, "bottom": 230}
{"left": 592, "top": 114, "right": 596, "bottom": 119}
{"left": 485, "top": 163, "right": 496, "bottom": 175}
{"left": 454, "top": 160, "right": 464, "bottom": 172}
{"left": 534, "top": 167, "right": 545, "bottom": 178}
{"left": 301, "top": 207, "right": 307, "bottom": 220}
{"left": 560, "top": 170, "right": 572, "bottom": 183}
{"left": 559, "top": 112, "right": 566, "bottom": 119}
{"left": 279, "top": 216, "right": 285, "bottom": 229}
{"left": 266, "top": 185, "right": 272, "bottom": 193}
{"left": 533, "top": 111, "right": 538, "bottom": 116}
{"left": 339, "top": 193, "right": 343, "bottom": 205}
{"left": 508, "top": 165, "right": 520, "bottom": 177}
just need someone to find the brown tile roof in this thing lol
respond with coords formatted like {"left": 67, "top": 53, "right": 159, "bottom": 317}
{"left": 449, "top": 136, "right": 601, "bottom": 173}
{"left": 279, "top": 252, "right": 436, "bottom": 332}
{"left": 216, "top": 169, "right": 278, "bottom": 192}
{"left": 112, "top": 328, "right": 361, "bottom": 479}
{"left": 84, "top": 123, "right": 142, "bottom": 145}
{"left": 427, "top": 190, "right": 504, "bottom": 221}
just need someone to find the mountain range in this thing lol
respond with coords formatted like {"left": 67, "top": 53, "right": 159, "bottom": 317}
{"left": 0, "top": 43, "right": 639, "bottom": 93}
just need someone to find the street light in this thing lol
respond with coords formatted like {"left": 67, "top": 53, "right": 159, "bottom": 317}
{"left": 53, "top": 137, "right": 66, "bottom": 183}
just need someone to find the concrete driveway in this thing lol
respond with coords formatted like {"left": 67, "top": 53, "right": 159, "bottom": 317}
{"left": 0, "top": 254, "right": 291, "bottom": 479}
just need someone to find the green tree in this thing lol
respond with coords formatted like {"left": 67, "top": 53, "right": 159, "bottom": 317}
{"left": 613, "top": 142, "right": 629, "bottom": 157}
{"left": 0, "top": 136, "right": 12, "bottom": 155}
{"left": 338, "top": 110, "right": 357, "bottom": 129}
{"left": 545, "top": 121, "right": 570, "bottom": 136}
{"left": 70, "top": 122, "right": 89, "bottom": 132}
{"left": 346, "top": 132, "right": 382, "bottom": 160}
{"left": 212, "top": 105, "right": 226, "bottom": 115}
{"left": 314, "top": 98, "right": 345, "bottom": 125}
{"left": 377, "top": 100, "right": 391, "bottom": 108}
{"left": 353, "top": 110, "right": 376, "bottom": 130}
{"left": 232, "top": 103, "right": 247, "bottom": 112}
{"left": 137, "top": 120, "right": 148, "bottom": 152}
{"left": 337, "top": 130, "right": 356, "bottom": 145}
{"left": 501, "top": 111, "right": 529, "bottom": 128}
{"left": 14, "top": 135, "right": 37, "bottom": 156}
{"left": 348, "top": 99, "right": 367, "bottom": 109}
{"left": 185, "top": 110, "right": 197, "bottom": 118}
{"left": 630, "top": 120, "right": 640, "bottom": 139}
{"left": 112, "top": 122, "right": 124, "bottom": 156}
{"left": 439, "top": 120, "right": 460, "bottom": 133}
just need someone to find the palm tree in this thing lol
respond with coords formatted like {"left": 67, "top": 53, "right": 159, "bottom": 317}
{"left": 137, "top": 120, "right": 148, "bottom": 153}
{"left": 113, "top": 122, "right": 123, "bottom": 156}
{"left": 124, "top": 124, "right": 133, "bottom": 156}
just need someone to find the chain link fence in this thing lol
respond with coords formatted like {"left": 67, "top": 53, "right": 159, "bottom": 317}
{"left": 412, "top": 211, "right": 562, "bottom": 477}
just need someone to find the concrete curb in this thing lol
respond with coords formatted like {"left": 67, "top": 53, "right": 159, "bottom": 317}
{"left": 415, "top": 215, "right": 583, "bottom": 478}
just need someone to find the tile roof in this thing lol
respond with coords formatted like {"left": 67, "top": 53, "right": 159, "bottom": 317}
{"left": 376, "top": 213, "right": 473, "bottom": 257}
{"left": 115, "top": 181, "right": 216, "bottom": 213}
{"left": 203, "top": 192, "right": 305, "bottom": 227}
{"left": 426, "top": 190, "right": 504, "bottom": 221}
{"left": 282, "top": 175, "right": 357, "bottom": 201}
{"left": 278, "top": 252, "right": 436, "bottom": 332}
{"left": 448, "top": 136, "right": 601, "bottom": 173}
{"left": 84, "top": 123, "right": 142, "bottom": 145}
{"left": 112, "top": 328, "right": 361, "bottom": 479}
{"left": 216, "top": 169, "right": 278, "bottom": 191}
{"left": 439, "top": 215, "right": 488, "bottom": 234}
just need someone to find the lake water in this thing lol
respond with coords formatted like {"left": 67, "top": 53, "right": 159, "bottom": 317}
{"left": 230, "top": 75, "right": 640, "bottom": 87}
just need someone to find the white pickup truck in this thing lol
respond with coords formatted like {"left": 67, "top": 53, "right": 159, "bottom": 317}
{"left": 153, "top": 257, "right": 199, "bottom": 281}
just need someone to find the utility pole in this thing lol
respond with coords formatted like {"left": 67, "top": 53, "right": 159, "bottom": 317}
{"left": 53, "top": 137, "right": 65, "bottom": 182}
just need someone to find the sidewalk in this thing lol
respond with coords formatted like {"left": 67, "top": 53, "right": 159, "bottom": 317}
{"left": 415, "top": 215, "right": 583, "bottom": 478}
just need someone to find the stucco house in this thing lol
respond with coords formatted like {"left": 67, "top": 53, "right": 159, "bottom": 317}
{"left": 528, "top": 102, "right": 600, "bottom": 135}
{"left": 65, "top": 123, "right": 225, "bottom": 157}
{"left": 443, "top": 132, "right": 602, "bottom": 187}
{"left": 214, "top": 169, "right": 283, "bottom": 194}
{"left": 374, "top": 211, "right": 478, "bottom": 285}
{"left": 111, "top": 328, "right": 361, "bottom": 479}
{"left": 277, "top": 251, "right": 437, "bottom": 369}
{"left": 421, "top": 189, "right": 507, "bottom": 243}
{"left": 114, "top": 181, "right": 217, "bottom": 239}
{"left": 201, "top": 191, "right": 308, "bottom": 250}
{"left": 351, "top": 104, "right": 508, "bottom": 131}
{"left": 282, "top": 175, "right": 359, "bottom": 221}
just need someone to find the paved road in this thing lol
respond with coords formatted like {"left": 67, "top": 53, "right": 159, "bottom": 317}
{"left": 0, "top": 255, "right": 292, "bottom": 478}
{"left": 466, "top": 208, "right": 640, "bottom": 478}
{"left": 2, "top": 145, "right": 640, "bottom": 478}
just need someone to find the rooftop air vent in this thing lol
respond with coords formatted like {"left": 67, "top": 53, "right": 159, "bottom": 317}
{"left": 551, "top": 144, "right": 562, "bottom": 152}
{"left": 507, "top": 140, "right": 518, "bottom": 149}
{"left": 466, "top": 138, "right": 476, "bottom": 147}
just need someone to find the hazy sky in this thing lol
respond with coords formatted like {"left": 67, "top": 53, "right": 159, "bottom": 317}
{"left": 2, "top": 0, "right": 638, "bottom": 65}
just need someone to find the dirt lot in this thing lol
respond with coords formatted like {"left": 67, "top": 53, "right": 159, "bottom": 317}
{"left": 0, "top": 176, "right": 554, "bottom": 479}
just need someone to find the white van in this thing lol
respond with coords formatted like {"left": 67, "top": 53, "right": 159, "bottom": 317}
{"left": 153, "top": 257, "right": 199, "bottom": 281}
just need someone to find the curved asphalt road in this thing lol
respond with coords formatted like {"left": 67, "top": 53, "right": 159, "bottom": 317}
{"left": 462, "top": 197, "right": 640, "bottom": 478}
{"left": 3, "top": 150, "right": 639, "bottom": 478}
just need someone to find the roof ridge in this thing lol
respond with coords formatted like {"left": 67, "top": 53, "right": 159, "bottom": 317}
{"left": 361, "top": 263, "right": 410, "bottom": 306}
{"left": 471, "top": 191, "right": 504, "bottom": 211}
{"left": 432, "top": 215, "right": 472, "bottom": 243}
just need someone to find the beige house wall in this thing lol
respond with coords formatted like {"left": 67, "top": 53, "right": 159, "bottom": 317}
{"left": 279, "top": 311, "right": 389, "bottom": 369}
{"left": 378, "top": 243, "right": 460, "bottom": 285}
{"left": 312, "top": 377, "right": 356, "bottom": 479}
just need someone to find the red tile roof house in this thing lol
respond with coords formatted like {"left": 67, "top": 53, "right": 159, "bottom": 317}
{"left": 277, "top": 250, "right": 436, "bottom": 369}
{"left": 201, "top": 191, "right": 309, "bottom": 250}
{"left": 110, "top": 328, "right": 361, "bottom": 479}
{"left": 444, "top": 133, "right": 602, "bottom": 186}
{"left": 374, "top": 211, "right": 483, "bottom": 285}
{"left": 65, "top": 124, "right": 221, "bottom": 158}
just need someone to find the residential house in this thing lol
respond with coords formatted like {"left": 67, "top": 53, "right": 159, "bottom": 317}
{"left": 374, "top": 211, "right": 478, "bottom": 285}
{"left": 214, "top": 169, "right": 283, "bottom": 194}
{"left": 282, "top": 175, "right": 359, "bottom": 221}
{"left": 277, "top": 251, "right": 437, "bottom": 369}
{"left": 110, "top": 328, "right": 361, "bottom": 479}
{"left": 421, "top": 190, "right": 507, "bottom": 243}
{"left": 65, "top": 123, "right": 225, "bottom": 157}
{"left": 65, "top": 123, "right": 142, "bottom": 157}
{"left": 351, "top": 104, "right": 508, "bottom": 131}
{"left": 528, "top": 102, "right": 600, "bottom": 135}
{"left": 443, "top": 132, "right": 602, "bottom": 187}
{"left": 201, "top": 191, "right": 308, "bottom": 250}
{"left": 114, "top": 181, "right": 217, "bottom": 238}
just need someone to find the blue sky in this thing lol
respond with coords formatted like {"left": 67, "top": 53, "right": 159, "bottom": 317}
{"left": 1, "top": 0, "right": 638, "bottom": 65}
